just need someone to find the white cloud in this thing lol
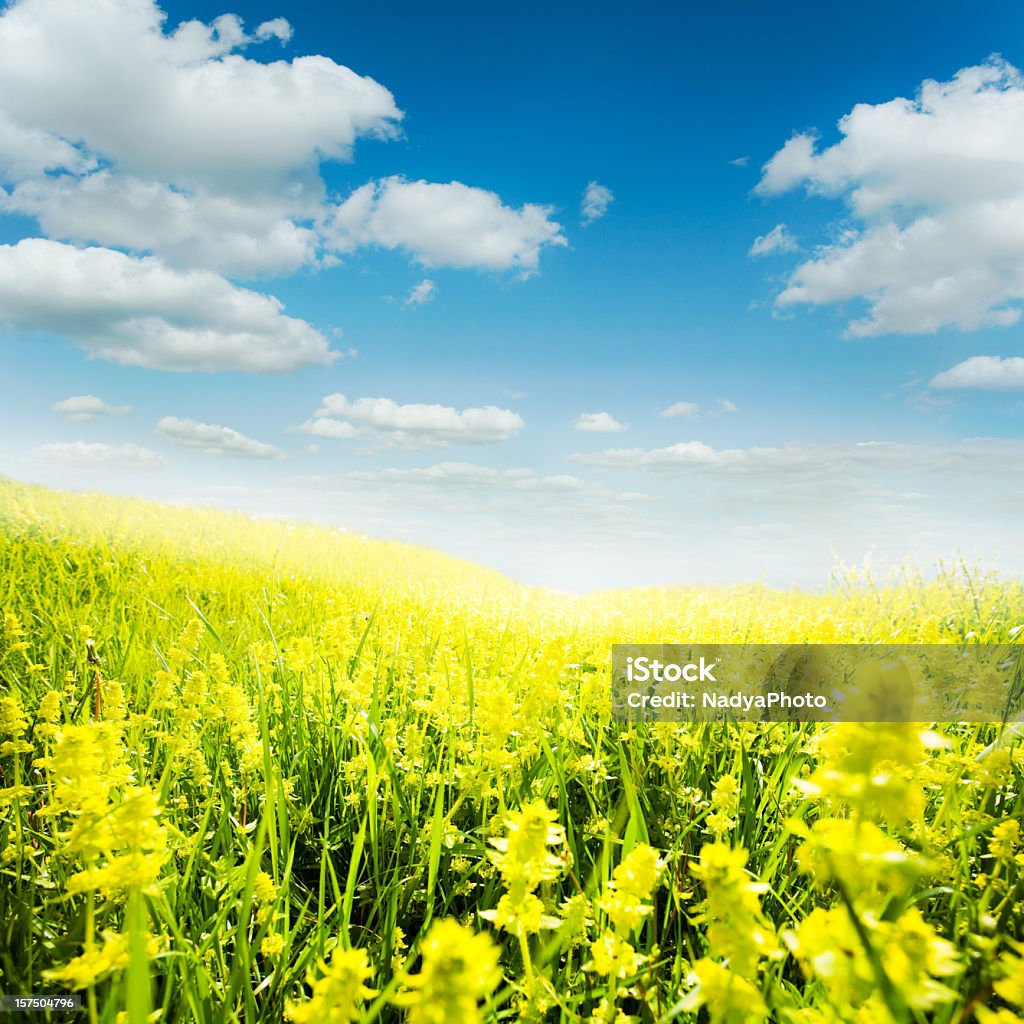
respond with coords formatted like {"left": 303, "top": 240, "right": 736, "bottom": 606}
{"left": 660, "top": 401, "right": 699, "bottom": 419}
{"left": 0, "top": 238, "right": 336, "bottom": 371}
{"left": 571, "top": 437, "right": 1024, "bottom": 477}
{"left": 573, "top": 440, "right": 745, "bottom": 472}
{"left": 253, "top": 17, "right": 291, "bottom": 43}
{"left": 309, "top": 393, "right": 524, "bottom": 448}
{"left": 3, "top": 173, "right": 320, "bottom": 276}
{"left": 0, "top": 0, "right": 568, "bottom": 356}
{"left": 156, "top": 416, "right": 284, "bottom": 458}
{"left": 295, "top": 417, "right": 366, "bottom": 440}
{"left": 52, "top": 394, "right": 132, "bottom": 421}
{"left": 403, "top": 279, "right": 436, "bottom": 307}
{"left": 0, "top": 109, "right": 93, "bottom": 181}
{"left": 757, "top": 59, "right": 1024, "bottom": 337}
{"left": 756, "top": 134, "right": 817, "bottom": 197}
{"left": 574, "top": 411, "right": 627, "bottom": 433}
{"left": 0, "top": 0, "right": 397, "bottom": 278}
{"left": 581, "top": 181, "right": 613, "bottom": 225}
{"left": 931, "top": 355, "right": 1024, "bottom": 390}
{"left": 0, "top": 0, "right": 402, "bottom": 194}
{"left": 658, "top": 400, "right": 735, "bottom": 419}
{"left": 326, "top": 176, "right": 566, "bottom": 274}
{"left": 33, "top": 440, "right": 165, "bottom": 467}
{"left": 347, "top": 462, "right": 589, "bottom": 492}
{"left": 749, "top": 223, "right": 797, "bottom": 257}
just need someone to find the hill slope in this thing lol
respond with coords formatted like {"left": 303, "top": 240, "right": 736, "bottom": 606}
{"left": 0, "top": 479, "right": 1021, "bottom": 1023}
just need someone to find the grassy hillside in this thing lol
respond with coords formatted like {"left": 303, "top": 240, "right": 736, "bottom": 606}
{"left": 0, "top": 479, "right": 1021, "bottom": 1023}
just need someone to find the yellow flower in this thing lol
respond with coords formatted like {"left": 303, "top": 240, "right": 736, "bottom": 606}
{"left": 784, "top": 906, "right": 873, "bottom": 1003}
{"left": 680, "top": 958, "right": 768, "bottom": 1024}
{"left": 50, "top": 722, "right": 131, "bottom": 819}
{"left": 993, "top": 946, "right": 1024, "bottom": 1007}
{"left": 0, "top": 695, "right": 28, "bottom": 741}
{"left": 611, "top": 845, "right": 662, "bottom": 900}
{"left": 597, "top": 842, "right": 664, "bottom": 933}
{"left": 784, "top": 905, "right": 960, "bottom": 1014}
{"left": 599, "top": 889, "right": 651, "bottom": 933}
{"left": 483, "top": 799, "right": 567, "bottom": 936}
{"left": 66, "top": 787, "right": 167, "bottom": 897}
{"left": 796, "top": 722, "right": 927, "bottom": 824}
{"left": 486, "top": 891, "right": 553, "bottom": 937}
{"left": 0, "top": 784, "right": 32, "bottom": 805}
{"left": 977, "top": 1011, "right": 1024, "bottom": 1024}
{"left": 252, "top": 870, "right": 277, "bottom": 923}
{"left": 488, "top": 799, "right": 567, "bottom": 889}
{"left": 587, "top": 999, "right": 640, "bottom": 1024}
{"left": 559, "top": 893, "right": 593, "bottom": 944}
{"left": 795, "top": 818, "right": 923, "bottom": 897}
{"left": 692, "top": 842, "right": 779, "bottom": 978}
{"left": 35, "top": 690, "right": 62, "bottom": 739}
{"left": 396, "top": 919, "right": 501, "bottom": 1024}
{"left": 43, "top": 931, "right": 130, "bottom": 991}
{"left": 990, "top": 819, "right": 1020, "bottom": 863}
{"left": 585, "top": 933, "right": 646, "bottom": 978}
{"left": 37, "top": 690, "right": 61, "bottom": 720}
{"left": 883, "top": 909, "right": 960, "bottom": 1011}
{"left": 708, "top": 775, "right": 740, "bottom": 835}
{"left": 285, "top": 636, "right": 317, "bottom": 674}
{"left": 289, "top": 947, "right": 375, "bottom": 1024}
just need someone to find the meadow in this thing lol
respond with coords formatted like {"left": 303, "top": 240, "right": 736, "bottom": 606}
{"left": 0, "top": 477, "right": 1021, "bottom": 1024}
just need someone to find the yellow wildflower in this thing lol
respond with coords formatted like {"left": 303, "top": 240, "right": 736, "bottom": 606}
{"left": 289, "top": 947, "right": 375, "bottom": 1023}
{"left": 680, "top": 958, "right": 768, "bottom": 1024}
{"left": 396, "top": 919, "right": 501, "bottom": 1024}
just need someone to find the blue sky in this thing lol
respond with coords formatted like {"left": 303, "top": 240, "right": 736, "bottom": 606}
{"left": 3, "top": 0, "right": 1024, "bottom": 589}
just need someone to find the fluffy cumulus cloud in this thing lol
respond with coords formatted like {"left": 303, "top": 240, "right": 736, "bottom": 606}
{"left": 757, "top": 59, "right": 1024, "bottom": 337}
{"left": 931, "top": 355, "right": 1024, "bottom": 390}
{"left": 0, "top": 239, "right": 335, "bottom": 371}
{"left": 304, "top": 393, "right": 524, "bottom": 448}
{"left": 52, "top": 394, "right": 132, "bottom": 420}
{"left": 156, "top": 416, "right": 284, "bottom": 458}
{"left": 3, "top": 174, "right": 322, "bottom": 277}
{"left": 32, "top": 440, "right": 165, "bottom": 467}
{"left": 0, "top": 0, "right": 401, "bottom": 192}
{"left": 580, "top": 181, "right": 613, "bottom": 225}
{"left": 573, "top": 412, "right": 627, "bottom": 433}
{"left": 0, "top": 0, "right": 568, "bottom": 370}
{"left": 748, "top": 223, "right": 797, "bottom": 257}
{"left": 0, "top": 0, "right": 404, "bottom": 282}
{"left": 295, "top": 418, "right": 365, "bottom": 440}
{"left": 325, "top": 177, "right": 566, "bottom": 274}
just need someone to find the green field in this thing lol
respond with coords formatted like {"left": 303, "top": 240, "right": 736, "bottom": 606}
{"left": 0, "top": 479, "right": 1021, "bottom": 1023}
